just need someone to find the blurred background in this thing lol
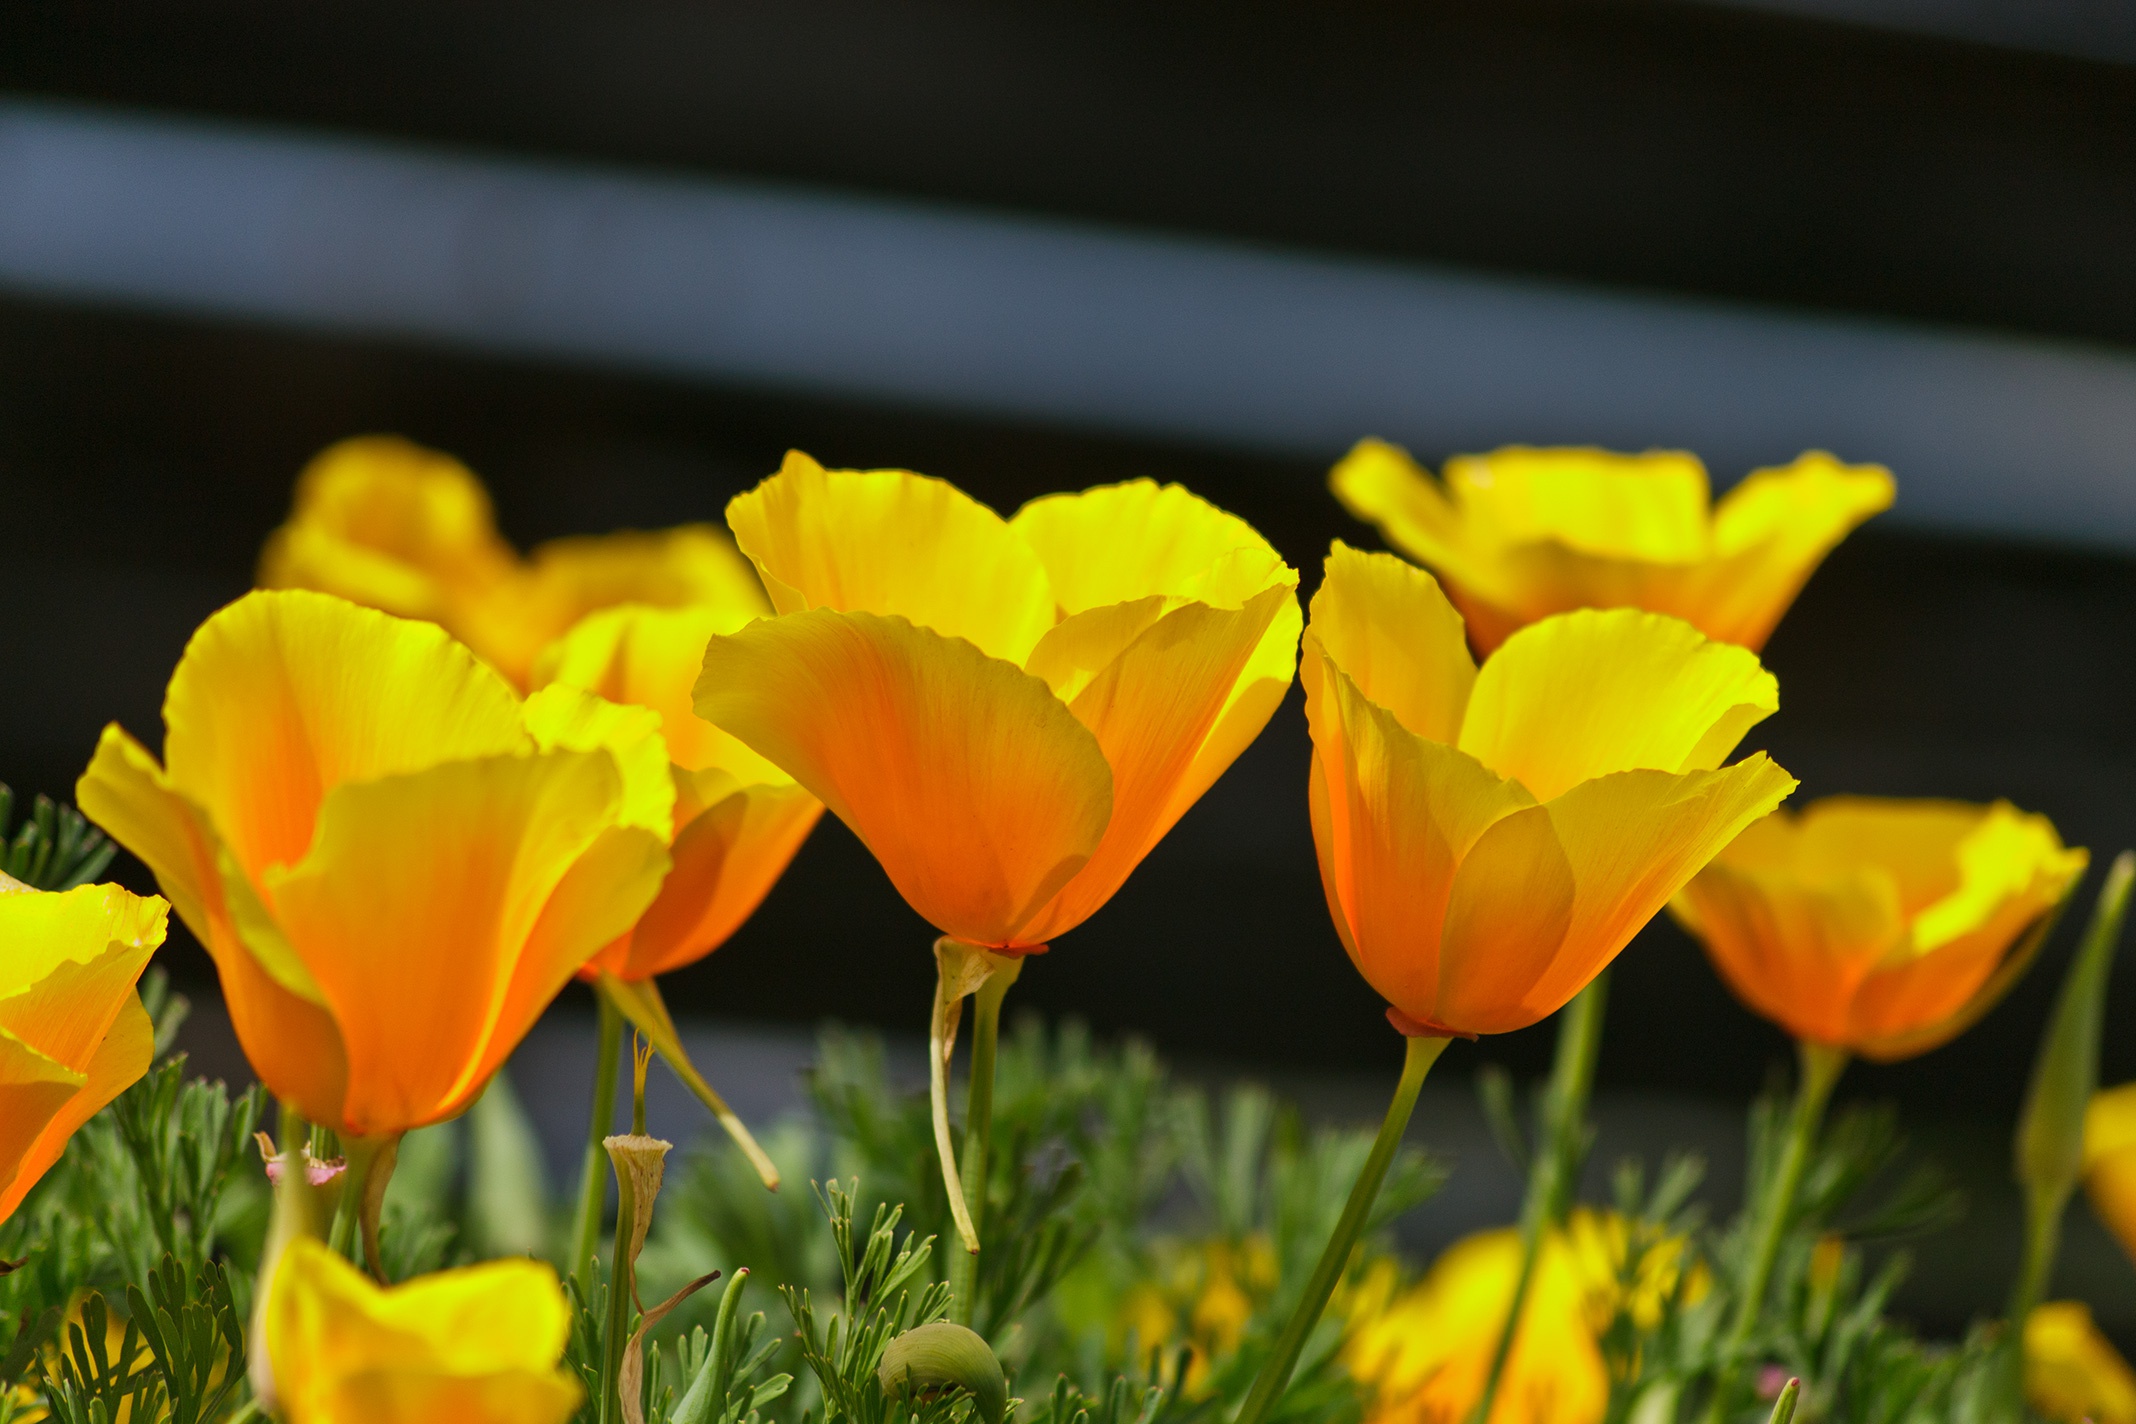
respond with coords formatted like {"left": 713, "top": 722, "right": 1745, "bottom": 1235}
{"left": 4, "top": 0, "right": 2135, "bottom": 1341}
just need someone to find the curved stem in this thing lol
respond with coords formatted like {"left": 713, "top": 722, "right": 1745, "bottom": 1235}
{"left": 1234, "top": 1032, "right": 1451, "bottom": 1424}
{"left": 600, "top": 1148, "right": 640, "bottom": 1424}
{"left": 326, "top": 1135, "right": 386, "bottom": 1265}
{"left": 1703, "top": 1040, "right": 1848, "bottom": 1424}
{"left": 573, "top": 994, "right": 626, "bottom": 1289}
{"left": 949, "top": 958, "right": 1022, "bottom": 1326}
{"left": 1470, "top": 972, "right": 1611, "bottom": 1424}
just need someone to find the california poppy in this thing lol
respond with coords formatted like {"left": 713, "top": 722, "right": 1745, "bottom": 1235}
{"left": 0, "top": 874, "right": 165, "bottom": 1223}
{"left": 1672, "top": 797, "right": 2086, "bottom": 1059}
{"left": 1331, "top": 441, "right": 1892, "bottom": 652}
{"left": 259, "top": 435, "right": 765, "bottom": 686}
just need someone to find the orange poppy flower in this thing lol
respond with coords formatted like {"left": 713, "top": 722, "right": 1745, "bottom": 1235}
{"left": 1331, "top": 441, "right": 1893, "bottom": 652}
{"left": 532, "top": 603, "right": 822, "bottom": 983}
{"left": 696, "top": 450, "right": 1302, "bottom": 952}
{"left": 1303, "top": 543, "right": 1796, "bottom": 1037}
{"left": 259, "top": 435, "right": 766, "bottom": 686}
{"left": 76, "top": 590, "right": 671, "bottom": 1140}
{"left": 0, "top": 875, "right": 165, "bottom": 1223}
{"left": 1671, "top": 798, "right": 2086, "bottom": 1059}
{"left": 2081, "top": 1084, "right": 2136, "bottom": 1270}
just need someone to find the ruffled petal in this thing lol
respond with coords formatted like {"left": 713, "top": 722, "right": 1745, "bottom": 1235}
{"left": 78, "top": 724, "right": 353, "bottom": 1119}
{"left": 1302, "top": 639, "right": 1536, "bottom": 1026}
{"left": 1309, "top": 544, "right": 1475, "bottom": 744}
{"left": 1522, "top": 758, "right": 1798, "bottom": 1022}
{"left": 697, "top": 608, "right": 1112, "bottom": 947}
{"left": 1017, "top": 583, "right": 1293, "bottom": 943}
{"left": 531, "top": 602, "right": 790, "bottom": 783}
{"left": 609, "top": 778, "right": 824, "bottom": 980}
{"left": 1459, "top": 609, "right": 1778, "bottom": 801}
{"left": 161, "top": 590, "right": 530, "bottom": 883}
{"left": 1329, "top": 440, "right": 1507, "bottom": 606}
{"left": 520, "top": 684, "right": 675, "bottom": 841}
{"left": 261, "top": 751, "right": 666, "bottom": 1135}
{"left": 1444, "top": 446, "right": 1712, "bottom": 563}
{"left": 1705, "top": 452, "right": 1895, "bottom": 649}
{"left": 1671, "top": 860, "right": 1904, "bottom": 1044}
{"left": 1009, "top": 479, "right": 1278, "bottom": 614}
{"left": 725, "top": 451, "right": 1057, "bottom": 666}
{"left": 0, "top": 993, "right": 151, "bottom": 1223}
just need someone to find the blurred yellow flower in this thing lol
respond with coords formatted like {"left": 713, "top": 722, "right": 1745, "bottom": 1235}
{"left": 533, "top": 603, "right": 822, "bottom": 981}
{"left": 1672, "top": 798, "right": 2085, "bottom": 1060}
{"left": 266, "top": 1236, "right": 580, "bottom": 1424}
{"left": 1302, "top": 543, "right": 1795, "bottom": 1037}
{"left": 1560, "top": 1207, "right": 1702, "bottom": 1337}
{"left": 1113, "top": 1236, "right": 1280, "bottom": 1396}
{"left": 78, "top": 590, "right": 670, "bottom": 1139}
{"left": 697, "top": 451, "right": 1300, "bottom": 951}
{"left": 0, "top": 875, "right": 164, "bottom": 1223}
{"left": 2084, "top": 1083, "right": 2136, "bottom": 1268}
{"left": 2026, "top": 1300, "right": 2136, "bottom": 1424}
{"left": 1331, "top": 442, "right": 1892, "bottom": 653}
{"left": 259, "top": 435, "right": 766, "bottom": 687}
{"left": 1345, "top": 1227, "right": 1606, "bottom": 1424}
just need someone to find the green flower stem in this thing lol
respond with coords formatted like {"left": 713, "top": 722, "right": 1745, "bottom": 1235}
{"left": 324, "top": 1134, "right": 387, "bottom": 1266}
{"left": 573, "top": 994, "right": 626, "bottom": 1289}
{"left": 949, "top": 957, "right": 1022, "bottom": 1327}
{"left": 599, "top": 1149, "right": 640, "bottom": 1424}
{"left": 1470, "top": 971, "right": 1611, "bottom": 1424}
{"left": 1233, "top": 1030, "right": 1452, "bottom": 1424}
{"left": 1703, "top": 1039, "right": 1849, "bottom": 1424}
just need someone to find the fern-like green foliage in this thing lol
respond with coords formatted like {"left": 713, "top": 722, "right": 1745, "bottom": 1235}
{"left": 0, "top": 784, "right": 117, "bottom": 891}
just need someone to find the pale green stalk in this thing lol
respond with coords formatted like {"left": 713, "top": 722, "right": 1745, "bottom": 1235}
{"left": 950, "top": 959, "right": 1022, "bottom": 1326}
{"left": 1233, "top": 1032, "right": 1451, "bottom": 1424}
{"left": 572, "top": 995, "right": 625, "bottom": 1288}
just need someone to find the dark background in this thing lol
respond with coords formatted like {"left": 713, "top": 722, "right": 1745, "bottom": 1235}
{"left": 4, "top": 0, "right": 2136, "bottom": 1327}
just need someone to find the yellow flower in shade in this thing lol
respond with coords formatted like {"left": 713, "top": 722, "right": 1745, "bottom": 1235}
{"left": 259, "top": 435, "right": 767, "bottom": 687}
{"left": 532, "top": 604, "right": 823, "bottom": 982}
{"left": 266, "top": 1236, "right": 580, "bottom": 1424}
{"left": 2084, "top": 1083, "right": 2136, "bottom": 1267}
{"left": 2025, "top": 1300, "right": 2136, "bottom": 1424}
{"left": 1331, "top": 442, "right": 1893, "bottom": 653}
{"left": 1303, "top": 543, "right": 1795, "bottom": 1038}
{"left": 76, "top": 590, "right": 671, "bottom": 1140}
{"left": 0, "top": 875, "right": 165, "bottom": 1222}
{"left": 1344, "top": 1227, "right": 1606, "bottom": 1424}
{"left": 1671, "top": 798, "right": 2086, "bottom": 1060}
{"left": 695, "top": 451, "right": 1301, "bottom": 952}
{"left": 1560, "top": 1207, "right": 1702, "bottom": 1336}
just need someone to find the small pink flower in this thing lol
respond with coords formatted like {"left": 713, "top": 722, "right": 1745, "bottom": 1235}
{"left": 256, "top": 1132, "right": 347, "bottom": 1187}
{"left": 1756, "top": 1366, "right": 1790, "bottom": 1400}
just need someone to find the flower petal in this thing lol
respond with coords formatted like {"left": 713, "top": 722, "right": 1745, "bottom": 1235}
{"left": 1009, "top": 479, "right": 1279, "bottom": 614}
{"left": 1518, "top": 758, "right": 1798, "bottom": 1022}
{"left": 531, "top": 602, "right": 791, "bottom": 783}
{"left": 725, "top": 451, "right": 1057, "bottom": 666}
{"left": 1671, "top": 858, "right": 1905, "bottom": 1044}
{"left": 1434, "top": 805, "right": 1576, "bottom": 1034}
{"left": 1444, "top": 446, "right": 1712, "bottom": 563}
{"left": 78, "top": 724, "right": 353, "bottom": 1118}
{"left": 262, "top": 751, "right": 667, "bottom": 1134}
{"left": 257, "top": 436, "right": 518, "bottom": 625}
{"left": 1017, "top": 583, "right": 1294, "bottom": 943}
{"left": 1329, "top": 440, "right": 1506, "bottom": 606}
{"left": 1705, "top": 451, "right": 1895, "bottom": 649}
{"left": 609, "top": 779, "right": 824, "bottom": 980}
{"left": 0, "top": 1034, "right": 85, "bottom": 1223}
{"left": 0, "top": 993, "right": 151, "bottom": 1223}
{"left": 696, "top": 608, "right": 1112, "bottom": 946}
{"left": 520, "top": 684, "right": 676, "bottom": 842}
{"left": 1303, "top": 639, "right": 1536, "bottom": 1025}
{"left": 162, "top": 590, "right": 530, "bottom": 884}
{"left": 1310, "top": 544, "right": 1475, "bottom": 744}
{"left": 1458, "top": 608, "right": 1778, "bottom": 801}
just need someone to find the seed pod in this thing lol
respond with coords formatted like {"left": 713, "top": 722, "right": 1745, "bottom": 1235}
{"left": 877, "top": 1322, "right": 1007, "bottom": 1424}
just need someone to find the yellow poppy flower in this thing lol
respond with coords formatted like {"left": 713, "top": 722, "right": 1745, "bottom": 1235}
{"left": 2084, "top": 1083, "right": 2136, "bottom": 1268}
{"left": 1671, "top": 798, "right": 2086, "bottom": 1060}
{"left": 1344, "top": 1227, "right": 1606, "bottom": 1424}
{"left": 2026, "top": 1300, "right": 2136, "bottom": 1424}
{"left": 696, "top": 450, "right": 1301, "bottom": 951}
{"left": 532, "top": 603, "right": 822, "bottom": 981}
{"left": 1560, "top": 1207, "right": 1702, "bottom": 1336}
{"left": 0, "top": 875, "right": 164, "bottom": 1223}
{"left": 259, "top": 435, "right": 766, "bottom": 687}
{"left": 265, "top": 1236, "right": 580, "bottom": 1424}
{"left": 1303, "top": 543, "right": 1795, "bottom": 1037}
{"left": 1331, "top": 441, "right": 1893, "bottom": 653}
{"left": 76, "top": 589, "right": 671, "bottom": 1140}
